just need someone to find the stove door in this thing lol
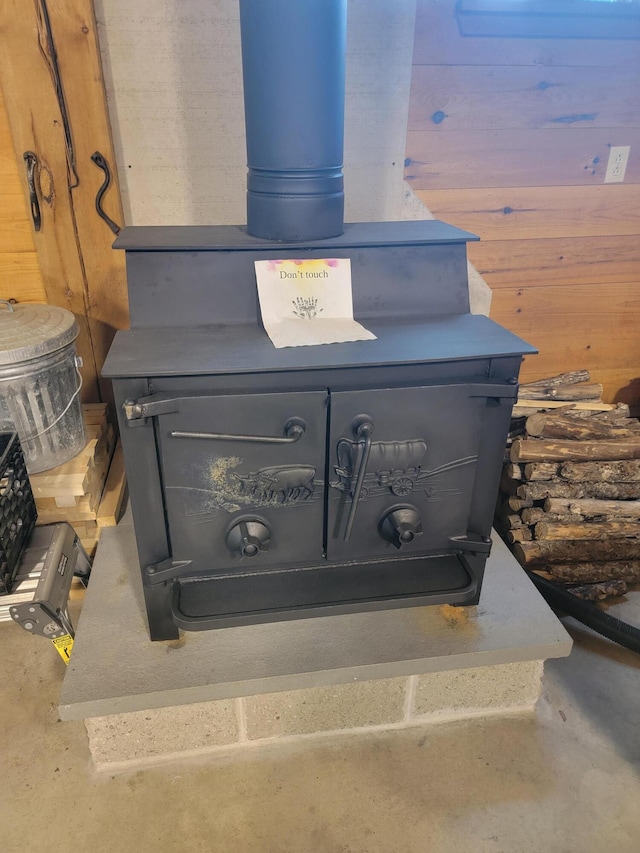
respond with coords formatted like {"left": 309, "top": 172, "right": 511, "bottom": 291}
{"left": 157, "top": 390, "right": 327, "bottom": 571}
{"left": 326, "top": 384, "right": 499, "bottom": 561}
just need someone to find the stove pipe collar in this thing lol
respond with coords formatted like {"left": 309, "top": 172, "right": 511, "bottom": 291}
{"left": 239, "top": 0, "right": 346, "bottom": 242}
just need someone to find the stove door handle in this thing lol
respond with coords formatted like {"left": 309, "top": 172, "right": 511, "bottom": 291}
{"left": 169, "top": 417, "right": 306, "bottom": 445}
{"left": 344, "top": 417, "right": 374, "bottom": 541}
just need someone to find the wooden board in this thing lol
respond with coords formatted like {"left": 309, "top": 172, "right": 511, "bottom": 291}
{"left": 96, "top": 441, "right": 127, "bottom": 528}
{"left": 467, "top": 236, "right": 640, "bottom": 289}
{"left": 405, "top": 128, "right": 640, "bottom": 190}
{"left": 408, "top": 65, "right": 640, "bottom": 132}
{"left": 415, "top": 186, "right": 640, "bottom": 241}
{"left": 413, "top": 0, "right": 640, "bottom": 68}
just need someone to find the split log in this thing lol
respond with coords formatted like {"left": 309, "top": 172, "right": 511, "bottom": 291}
{"left": 546, "top": 561, "right": 640, "bottom": 584}
{"left": 505, "top": 527, "right": 533, "bottom": 544}
{"left": 503, "top": 462, "right": 523, "bottom": 480}
{"left": 560, "top": 460, "right": 640, "bottom": 483}
{"left": 514, "top": 539, "right": 640, "bottom": 565}
{"left": 544, "top": 497, "right": 640, "bottom": 518}
{"left": 520, "top": 370, "right": 591, "bottom": 388}
{"left": 534, "top": 520, "right": 640, "bottom": 541}
{"left": 525, "top": 413, "right": 639, "bottom": 441}
{"left": 513, "top": 400, "right": 618, "bottom": 416}
{"left": 589, "top": 405, "right": 632, "bottom": 421}
{"left": 518, "top": 383, "right": 603, "bottom": 402}
{"left": 494, "top": 506, "right": 525, "bottom": 529}
{"left": 511, "top": 438, "right": 640, "bottom": 463}
{"left": 507, "top": 496, "right": 534, "bottom": 512}
{"left": 567, "top": 580, "right": 627, "bottom": 601}
{"left": 517, "top": 481, "right": 640, "bottom": 501}
{"left": 523, "top": 462, "right": 560, "bottom": 481}
{"left": 520, "top": 507, "right": 548, "bottom": 525}
{"left": 517, "top": 481, "right": 581, "bottom": 500}
{"left": 520, "top": 508, "right": 582, "bottom": 525}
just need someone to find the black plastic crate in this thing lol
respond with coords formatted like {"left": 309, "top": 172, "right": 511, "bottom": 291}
{"left": 1, "top": 432, "right": 37, "bottom": 595}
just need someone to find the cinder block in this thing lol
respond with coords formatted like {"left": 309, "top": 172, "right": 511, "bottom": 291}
{"left": 86, "top": 699, "right": 239, "bottom": 767}
{"left": 244, "top": 678, "right": 408, "bottom": 740}
{"left": 412, "top": 661, "right": 543, "bottom": 720}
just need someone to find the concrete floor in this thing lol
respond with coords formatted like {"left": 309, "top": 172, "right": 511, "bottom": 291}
{"left": 2, "top": 608, "right": 640, "bottom": 853}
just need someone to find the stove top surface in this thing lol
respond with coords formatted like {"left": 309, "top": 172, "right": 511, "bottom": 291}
{"left": 103, "top": 313, "right": 536, "bottom": 379}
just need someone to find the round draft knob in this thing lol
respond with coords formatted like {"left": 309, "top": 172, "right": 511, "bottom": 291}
{"left": 379, "top": 505, "right": 423, "bottom": 550}
{"left": 226, "top": 518, "right": 271, "bottom": 558}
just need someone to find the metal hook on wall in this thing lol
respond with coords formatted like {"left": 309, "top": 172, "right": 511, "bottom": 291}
{"left": 90, "top": 151, "right": 121, "bottom": 235}
{"left": 23, "top": 151, "right": 42, "bottom": 232}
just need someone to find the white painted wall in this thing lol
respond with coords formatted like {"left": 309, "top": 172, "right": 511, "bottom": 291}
{"left": 95, "top": 0, "right": 417, "bottom": 227}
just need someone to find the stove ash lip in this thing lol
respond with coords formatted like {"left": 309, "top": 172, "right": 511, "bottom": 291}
{"left": 239, "top": 0, "right": 347, "bottom": 242}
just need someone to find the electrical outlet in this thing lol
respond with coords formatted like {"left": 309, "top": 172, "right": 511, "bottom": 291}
{"left": 604, "top": 145, "right": 630, "bottom": 184}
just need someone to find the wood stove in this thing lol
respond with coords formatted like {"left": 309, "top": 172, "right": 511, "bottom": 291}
{"left": 103, "top": 221, "right": 535, "bottom": 640}
{"left": 102, "top": 0, "right": 535, "bottom": 640}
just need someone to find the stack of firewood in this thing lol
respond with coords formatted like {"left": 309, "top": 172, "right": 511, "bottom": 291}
{"left": 496, "top": 371, "right": 640, "bottom": 601}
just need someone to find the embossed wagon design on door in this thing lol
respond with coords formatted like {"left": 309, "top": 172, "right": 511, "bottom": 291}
{"left": 332, "top": 438, "right": 428, "bottom": 499}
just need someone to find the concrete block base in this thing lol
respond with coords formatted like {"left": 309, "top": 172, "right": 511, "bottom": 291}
{"left": 86, "top": 661, "right": 544, "bottom": 771}
{"left": 62, "top": 518, "right": 569, "bottom": 772}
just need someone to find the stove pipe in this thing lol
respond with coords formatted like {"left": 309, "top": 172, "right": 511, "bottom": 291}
{"left": 239, "top": 0, "right": 346, "bottom": 242}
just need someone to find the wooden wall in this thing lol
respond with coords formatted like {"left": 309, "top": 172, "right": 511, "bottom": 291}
{"left": 405, "top": 0, "right": 640, "bottom": 406}
{"left": 0, "top": 0, "right": 128, "bottom": 403}
{"left": 0, "top": 90, "right": 47, "bottom": 304}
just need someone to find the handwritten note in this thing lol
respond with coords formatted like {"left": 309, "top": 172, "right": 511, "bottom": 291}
{"left": 254, "top": 258, "right": 376, "bottom": 349}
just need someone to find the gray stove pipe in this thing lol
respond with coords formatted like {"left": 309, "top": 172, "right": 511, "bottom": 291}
{"left": 239, "top": 0, "right": 346, "bottom": 241}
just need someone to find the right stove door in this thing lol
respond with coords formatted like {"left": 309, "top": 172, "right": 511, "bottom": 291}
{"left": 326, "top": 382, "right": 512, "bottom": 562}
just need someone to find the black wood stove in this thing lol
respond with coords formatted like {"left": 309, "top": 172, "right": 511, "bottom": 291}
{"left": 102, "top": 0, "right": 535, "bottom": 640}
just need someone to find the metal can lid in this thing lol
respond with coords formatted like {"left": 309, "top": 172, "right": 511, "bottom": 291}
{"left": 0, "top": 301, "right": 79, "bottom": 365}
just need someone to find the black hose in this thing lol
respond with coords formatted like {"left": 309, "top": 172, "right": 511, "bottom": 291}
{"left": 528, "top": 572, "right": 640, "bottom": 655}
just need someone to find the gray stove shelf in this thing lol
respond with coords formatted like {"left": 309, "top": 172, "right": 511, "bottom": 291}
{"left": 103, "top": 313, "right": 536, "bottom": 379}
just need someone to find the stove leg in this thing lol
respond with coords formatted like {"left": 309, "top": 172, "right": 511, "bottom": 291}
{"left": 143, "top": 582, "right": 179, "bottom": 641}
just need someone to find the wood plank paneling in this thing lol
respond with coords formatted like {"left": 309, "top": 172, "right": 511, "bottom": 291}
{"left": 408, "top": 0, "right": 640, "bottom": 406}
{"left": 406, "top": 128, "right": 640, "bottom": 189}
{"left": 408, "top": 66, "right": 640, "bottom": 132}
{"left": 413, "top": 0, "right": 640, "bottom": 68}
{"left": 0, "top": 88, "right": 46, "bottom": 303}
{"left": 0, "top": 253, "right": 49, "bottom": 303}
{"left": 0, "top": 2, "right": 99, "bottom": 400}
{"left": 0, "top": 0, "right": 129, "bottom": 402}
{"left": 490, "top": 284, "right": 640, "bottom": 399}
{"left": 0, "top": 193, "right": 44, "bottom": 254}
{"left": 468, "top": 237, "right": 640, "bottom": 288}
{"left": 415, "top": 186, "right": 640, "bottom": 241}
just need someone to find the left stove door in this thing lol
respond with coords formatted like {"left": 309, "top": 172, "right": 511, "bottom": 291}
{"left": 156, "top": 390, "right": 328, "bottom": 572}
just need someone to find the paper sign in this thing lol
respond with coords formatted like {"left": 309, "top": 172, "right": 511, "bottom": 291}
{"left": 254, "top": 258, "right": 376, "bottom": 349}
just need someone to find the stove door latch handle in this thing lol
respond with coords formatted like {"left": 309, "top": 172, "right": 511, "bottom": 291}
{"left": 169, "top": 418, "right": 306, "bottom": 445}
{"left": 449, "top": 534, "right": 492, "bottom": 558}
{"left": 344, "top": 416, "right": 374, "bottom": 541}
{"left": 145, "top": 558, "right": 193, "bottom": 585}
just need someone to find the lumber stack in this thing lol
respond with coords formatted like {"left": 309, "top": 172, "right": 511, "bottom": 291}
{"left": 497, "top": 372, "right": 640, "bottom": 601}
{"left": 28, "top": 404, "right": 127, "bottom": 556}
